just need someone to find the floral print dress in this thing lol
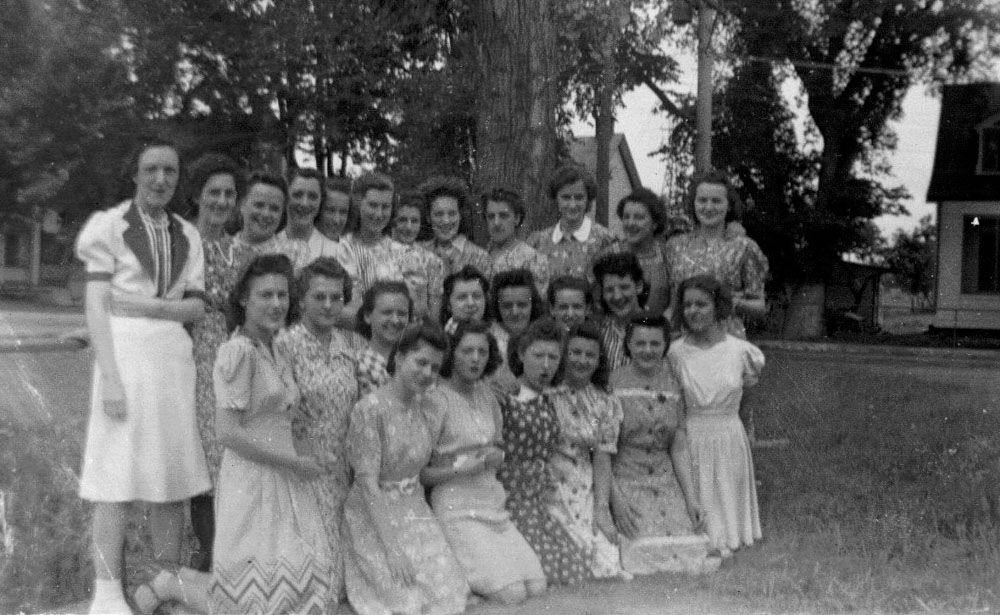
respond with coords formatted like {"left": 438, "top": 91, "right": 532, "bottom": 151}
{"left": 275, "top": 323, "right": 360, "bottom": 604}
{"left": 356, "top": 345, "right": 390, "bottom": 397}
{"left": 547, "top": 384, "right": 627, "bottom": 578}
{"left": 342, "top": 391, "right": 468, "bottom": 615}
{"left": 497, "top": 387, "right": 591, "bottom": 586}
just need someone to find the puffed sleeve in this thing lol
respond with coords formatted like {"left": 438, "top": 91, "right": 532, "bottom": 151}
{"left": 740, "top": 238, "right": 769, "bottom": 298}
{"left": 596, "top": 392, "right": 623, "bottom": 454}
{"left": 213, "top": 337, "right": 255, "bottom": 412}
{"left": 741, "top": 340, "right": 765, "bottom": 388}
{"left": 75, "top": 210, "right": 116, "bottom": 281}
{"left": 347, "top": 396, "right": 383, "bottom": 482}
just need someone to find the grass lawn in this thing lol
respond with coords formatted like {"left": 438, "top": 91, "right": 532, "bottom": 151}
{"left": 2, "top": 345, "right": 1000, "bottom": 613}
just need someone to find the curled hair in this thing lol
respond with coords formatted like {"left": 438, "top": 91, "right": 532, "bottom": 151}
{"left": 236, "top": 171, "right": 289, "bottom": 235}
{"left": 321, "top": 175, "right": 355, "bottom": 236}
{"left": 592, "top": 252, "right": 649, "bottom": 313}
{"left": 287, "top": 167, "right": 326, "bottom": 224}
{"left": 482, "top": 188, "right": 525, "bottom": 227}
{"left": 548, "top": 164, "right": 597, "bottom": 202}
{"left": 508, "top": 317, "right": 564, "bottom": 378}
{"left": 356, "top": 279, "right": 413, "bottom": 339}
{"left": 226, "top": 254, "right": 295, "bottom": 332}
{"left": 555, "top": 319, "right": 610, "bottom": 391}
{"left": 186, "top": 153, "right": 245, "bottom": 219}
{"left": 547, "top": 275, "right": 593, "bottom": 308}
{"left": 295, "top": 256, "right": 353, "bottom": 310}
{"left": 439, "top": 320, "right": 502, "bottom": 379}
{"left": 623, "top": 311, "right": 670, "bottom": 358}
{"left": 354, "top": 171, "right": 394, "bottom": 200}
{"left": 673, "top": 274, "right": 733, "bottom": 330}
{"left": 440, "top": 265, "right": 490, "bottom": 326}
{"left": 386, "top": 322, "right": 450, "bottom": 376}
{"left": 419, "top": 175, "right": 475, "bottom": 239}
{"left": 394, "top": 190, "right": 433, "bottom": 242}
{"left": 687, "top": 168, "right": 744, "bottom": 225}
{"left": 120, "top": 137, "right": 183, "bottom": 210}
{"left": 617, "top": 187, "right": 667, "bottom": 237}
{"left": 488, "top": 268, "right": 546, "bottom": 324}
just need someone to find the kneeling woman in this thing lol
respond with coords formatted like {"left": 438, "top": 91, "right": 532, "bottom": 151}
{"left": 423, "top": 321, "right": 546, "bottom": 604}
{"left": 343, "top": 323, "right": 469, "bottom": 615}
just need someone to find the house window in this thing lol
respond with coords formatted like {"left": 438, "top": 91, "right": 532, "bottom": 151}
{"left": 979, "top": 126, "right": 1000, "bottom": 174}
{"left": 962, "top": 215, "right": 1000, "bottom": 293}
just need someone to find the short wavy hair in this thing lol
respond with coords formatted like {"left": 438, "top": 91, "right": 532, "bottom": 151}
{"left": 440, "top": 265, "right": 490, "bottom": 326}
{"left": 548, "top": 164, "right": 597, "bottom": 202}
{"left": 488, "top": 268, "right": 547, "bottom": 325}
{"left": 419, "top": 175, "right": 476, "bottom": 239}
{"left": 687, "top": 168, "right": 744, "bottom": 225}
{"left": 547, "top": 275, "right": 593, "bottom": 308}
{"left": 186, "top": 152, "right": 245, "bottom": 219}
{"left": 617, "top": 187, "right": 667, "bottom": 236}
{"left": 356, "top": 279, "right": 413, "bottom": 339}
{"left": 226, "top": 254, "right": 295, "bottom": 332}
{"left": 482, "top": 188, "right": 526, "bottom": 227}
{"left": 386, "top": 322, "right": 450, "bottom": 376}
{"left": 554, "top": 319, "right": 609, "bottom": 391}
{"left": 439, "top": 319, "right": 502, "bottom": 379}
{"left": 592, "top": 252, "right": 649, "bottom": 313}
{"left": 294, "top": 256, "right": 353, "bottom": 309}
{"left": 623, "top": 311, "right": 670, "bottom": 358}
{"left": 287, "top": 167, "right": 326, "bottom": 224}
{"left": 507, "top": 317, "right": 564, "bottom": 378}
{"left": 673, "top": 274, "right": 733, "bottom": 330}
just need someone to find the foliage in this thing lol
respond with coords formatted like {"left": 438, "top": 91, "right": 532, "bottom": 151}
{"left": 882, "top": 215, "right": 937, "bottom": 308}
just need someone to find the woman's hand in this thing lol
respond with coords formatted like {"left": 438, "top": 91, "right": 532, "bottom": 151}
{"left": 386, "top": 545, "right": 416, "bottom": 587}
{"left": 101, "top": 375, "right": 127, "bottom": 421}
{"left": 293, "top": 455, "right": 325, "bottom": 480}
{"left": 594, "top": 506, "right": 619, "bottom": 544}
{"left": 610, "top": 484, "right": 641, "bottom": 539}
{"left": 480, "top": 446, "right": 505, "bottom": 470}
{"left": 111, "top": 289, "right": 162, "bottom": 318}
{"left": 687, "top": 501, "right": 706, "bottom": 533}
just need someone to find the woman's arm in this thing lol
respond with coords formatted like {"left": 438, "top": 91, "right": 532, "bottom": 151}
{"left": 86, "top": 281, "right": 126, "bottom": 420}
{"left": 670, "top": 426, "right": 703, "bottom": 530}
{"left": 111, "top": 290, "right": 206, "bottom": 323}
{"left": 215, "top": 406, "right": 321, "bottom": 478}
{"left": 732, "top": 292, "right": 766, "bottom": 320}
{"left": 592, "top": 451, "right": 619, "bottom": 543}
{"left": 420, "top": 445, "right": 503, "bottom": 486}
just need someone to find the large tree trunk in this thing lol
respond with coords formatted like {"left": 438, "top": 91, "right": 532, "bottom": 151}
{"left": 471, "top": 0, "right": 558, "bottom": 236}
{"left": 594, "top": 51, "right": 615, "bottom": 227}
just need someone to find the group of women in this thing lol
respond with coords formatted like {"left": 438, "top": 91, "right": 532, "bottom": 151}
{"left": 76, "top": 138, "right": 770, "bottom": 615}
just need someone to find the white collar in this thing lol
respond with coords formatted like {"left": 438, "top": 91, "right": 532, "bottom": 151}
{"left": 437, "top": 234, "right": 467, "bottom": 251}
{"left": 551, "top": 216, "right": 593, "bottom": 243}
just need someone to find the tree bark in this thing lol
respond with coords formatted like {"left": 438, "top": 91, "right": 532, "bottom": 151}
{"left": 471, "top": 0, "right": 559, "bottom": 236}
{"left": 594, "top": 52, "right": 615, "bottom": 227}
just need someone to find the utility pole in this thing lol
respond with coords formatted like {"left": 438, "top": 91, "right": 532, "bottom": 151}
{"left": 695, "top": 1, "right": 715, "bottom": 175}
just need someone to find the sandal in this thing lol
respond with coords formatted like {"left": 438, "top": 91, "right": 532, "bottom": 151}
{"left": 130, "top": 560, "right": 180, "bottom": 615}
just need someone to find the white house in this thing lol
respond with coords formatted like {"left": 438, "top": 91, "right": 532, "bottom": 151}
{"left": 568, "top": 133, "right": 643, "bottom": 236}
{"left": 927, "top": 83, "right": 1000, "bottom": 330}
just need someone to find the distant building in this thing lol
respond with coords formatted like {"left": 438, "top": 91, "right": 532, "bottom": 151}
{"left": 567, "top": 133, "right": 643, "bottom": 237}
{"left": 927, "top": 83, "right": 1000, "bottom": 330}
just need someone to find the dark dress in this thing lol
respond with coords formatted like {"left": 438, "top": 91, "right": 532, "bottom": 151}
{"left": 497, "top": 388, "right": 591, "bottom": 586}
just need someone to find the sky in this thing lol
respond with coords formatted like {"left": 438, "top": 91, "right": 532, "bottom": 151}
{"left": 572, "top": 73, "right": 942, "bottom": 240}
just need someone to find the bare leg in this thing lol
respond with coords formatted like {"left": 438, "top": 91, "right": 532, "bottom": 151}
{"left": 526, "top": 578, "right": 547, "bottom": 597}
{"left": 90, "top": 502, "right": 130, "bottom": 614}
{"left": 489, "top": 581, "right": 528, "bottom": 605}
{"left": 149, "top": 501, "right": 185, "bottom": 563}
{"left": 153, "top": 566, "right": 213, "bottom": 614}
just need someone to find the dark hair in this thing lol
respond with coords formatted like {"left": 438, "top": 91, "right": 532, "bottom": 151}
{"left": 439, "top": 320, "right": 502, "bottom": 379}
{"left": 547, "top": 275, "right": 593, "bottom": 308}
{"left": 237, "top": 171, "right": 289, "bottom": 235}
{"left": 321, "top": 175, "right": 356, "bottom": 235}
{"left": 394, "top": 190, "right": 433, "bottom": 242}
{"left": 488, "top": 268, "right": 546, "bottom": 324}
{"left": 356, "top": 279, "right": 413, "bottom": 339}
{"left": 688, "top": 169, "right": 744, "bottom": 225}
{"left": 386, "top": 322, "right": 450, "bottom": 376}
{"left": 482, "top": 188, "right": 525, "bottom": 227}
{"left": 354, "top": 171, "right": 394, "bottom": 200}
{"left": 121, "top": 137, "right": 184, "bottom": 210}
{"left": 440, "top": 265, "right": 490, "bottom": 326}
{"left": 508, "top": 317, "right": 563, "bottom": 378}
{"left": 226, "top": 254, "right": 295, "bottom": 332}
{"left": 592, "top": 252, "right": 649, "bottom": 313}
{"left": 673, "top": 274, "right": 733, "bottom": 329}
{"left": 295, "top": 256, "right": 353, "bottom": 310}
{"left": 287, "top": 167, "right": 326, "bottom": 224}
{"left": 623, "top": 311, "right": 670, "bottom": 358}
{"left": 419, "top": 175, "right": 475, "bottom": 239}
{"left": 548, "top": 164, "right": 597, "bottom": 202}
{"left": 617, "top": 187, "right": 667, "bottom": 237}
{"left": 555, "top": 319, "right": 610, "bottom": 391}
{"left": 186, "top": 153, "right": 245, "bottom": 219}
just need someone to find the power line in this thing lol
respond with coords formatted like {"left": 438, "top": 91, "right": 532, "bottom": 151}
{"left": 747, "top": 55, "right": 911, "bottom": 77}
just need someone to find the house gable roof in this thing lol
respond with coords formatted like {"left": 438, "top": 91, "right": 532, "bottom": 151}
{"left": 567, "top": 133, "right": 643, "bottom": 190}
{"left": 927, "top": 83, "right": 1000, "bottom": 202}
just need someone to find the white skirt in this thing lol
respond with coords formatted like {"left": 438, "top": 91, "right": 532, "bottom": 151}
{"left": 79, "top": 315, "right": 210, "bottom": 502}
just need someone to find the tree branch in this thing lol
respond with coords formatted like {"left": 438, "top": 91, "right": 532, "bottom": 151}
{"left": 641, "top": 77, "right": 693, "bottom": 123}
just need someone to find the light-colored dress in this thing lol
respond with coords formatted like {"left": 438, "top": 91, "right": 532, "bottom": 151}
{"left": 664, "top": 231, "right": 769, "bottom": 338}
{"left": 275, "top": 323, "right": 360, "bottom": 603}
{"left": 668, "top": 334, "right": 765, "bottom": 551}
{"left": 497, "top": 388, "right": 591, "bottom": 586}
{"left": 610, "top": 363, "right": 716, "bottom": 575}
{"left": 75, "top": 200, "right": 210, "bottom": 502}
{"left": 547, "top": 384, "right": 626, "bottom": 578}
{"left": 236, "top": 233, "right": 314, "bottom": 270}
{"left": 342, "top": 391, "right": 469, "bottom": 615}
{"left": 278, "top": 227, "right": 359, "bottom": 278}
{"left": 190, "top": 235, "right": 253, "bottom": 484}
{"left": 356, "top": 345, "right": 390, "bottom": 397}
{"left": 488, "top": 239, "right": 550, "bottom": 295}
{"left": 420, "top": 234, "right": 492, "bottom": 279}
{"left": 210, "top": 333, "right": 334, "bottom": 614}
{"left": 526, "top": 216, "right": 617, "bottom": 283}
{"left": 426, "top": 383, "right": 545, "bottom": 595}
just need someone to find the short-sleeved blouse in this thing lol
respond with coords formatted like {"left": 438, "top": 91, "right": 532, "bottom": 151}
{"left": 214, "top": 333, "right": 300, "bottom": 419}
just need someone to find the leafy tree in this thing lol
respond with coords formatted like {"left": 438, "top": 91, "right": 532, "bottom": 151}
{"left": 882, "top": 215, "right": 936, "bottom": 311}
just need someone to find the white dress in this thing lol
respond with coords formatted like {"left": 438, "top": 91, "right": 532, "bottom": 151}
{"left": 668, "top": 334, "right": 765, "bottom": 551}
{"left": 75, "top": 200, "right": 211, "bottom": 502}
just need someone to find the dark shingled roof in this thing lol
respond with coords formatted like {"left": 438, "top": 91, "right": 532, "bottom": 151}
{"left": 927, "top": 83, "right": 1000, "bottom": 202}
